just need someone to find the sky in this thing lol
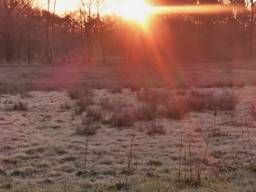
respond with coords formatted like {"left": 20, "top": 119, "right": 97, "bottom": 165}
{"left": 34, "top": 0, "right": 252, "bottom": 19}
{"left": 35, "top": 0, "right": 127, "bottom": 15}
{"left": 35, "top": 0, "right": 153, "bottom": 22}
{"left": 35, "top": 0, "right": 81, "bottom": 14}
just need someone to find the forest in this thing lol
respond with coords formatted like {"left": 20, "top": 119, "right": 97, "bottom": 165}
{"left": 0, "top": 0, "right": 255, "bottom": 65}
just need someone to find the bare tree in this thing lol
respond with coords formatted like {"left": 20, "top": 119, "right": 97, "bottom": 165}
{"left": 45, "top": 0, "right": 51, "bottom": 64}
{"left": 96, "top": 0, "right": 107, "bottom": 63}
{"left": 80, "top": 0, "right": 94, "bottom": 62}
{"left": 0, "top": 0, "right": 34, "bottom": 63}
{"left": 249, "top": 0, "right": 255, "bottom": 58}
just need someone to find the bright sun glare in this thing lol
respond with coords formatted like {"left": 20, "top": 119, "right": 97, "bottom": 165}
{"left": 106, "top": 0, "right": 152, "bottom": 24}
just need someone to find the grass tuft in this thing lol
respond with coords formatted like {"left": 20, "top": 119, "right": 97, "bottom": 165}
{"left": 10, "top": 101, "right": 28, "bottom": 111}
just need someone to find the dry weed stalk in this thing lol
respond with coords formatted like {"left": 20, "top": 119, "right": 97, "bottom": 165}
{"left": 84, "top": 136, "right": 90, "bottom": 169}
{"left": 127, "top": 129, "right": 136, "bottom": 173}
{"left": 241, "top": 117, "right": 255, "bottom": 169}
{"left": 189, "top": 143, "right": 193, "bottom": 179}
{"left": 176, "top": 119, "right": 210, "bottom": 187}
{"left": 178, "top": 134, "right": 183, "bottom": 180}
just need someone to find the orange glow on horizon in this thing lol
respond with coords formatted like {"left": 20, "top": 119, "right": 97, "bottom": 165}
{"left": 36, "top": 1, "right": 241, "bottom": 26}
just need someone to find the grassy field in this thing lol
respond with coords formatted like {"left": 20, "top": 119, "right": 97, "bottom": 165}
{"left": 0, "top": 60, "right": 256, "bottom": 192}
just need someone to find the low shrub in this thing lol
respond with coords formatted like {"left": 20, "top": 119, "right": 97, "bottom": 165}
{"left": 146, "top": 122, "right": 166, "bottom": 136}
{"left": 110, "top": 108, "right": 136, "bottom": 127}
{"left": 166, "top": 97, "right": 188, "bottom": 119}
{"left": 75, "top": 96, "right": 94, "bottom": 115}
{"left": 11, "top": 101, "right": 28, "bottom": 111}
{"left": 76, "top": 116, "right": 99, "bottom": 136}
{"left": 87, "top": 107, "right": 102, "bottom": 122}
{"left": 187, "top": 90, "right": 238, "bottom": 111}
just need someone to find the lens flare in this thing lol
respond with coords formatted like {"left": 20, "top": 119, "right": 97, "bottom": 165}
{"left": 105, "top": 0, "right": 152, "bottom": 24}
{"left": 150, "top": 5, "right": 236, "bottom": 15}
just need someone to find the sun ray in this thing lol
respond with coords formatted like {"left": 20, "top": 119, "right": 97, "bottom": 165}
{"left": 150, "top": 4, "right": 240, "bottom": 15}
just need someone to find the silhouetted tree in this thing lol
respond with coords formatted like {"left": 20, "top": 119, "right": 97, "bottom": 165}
{"left": 0, "top": 0, "right": 34, "bottom": 63}
{"left": 0, "top": 0, "right": 255, "bottom": 65}
{"left": 249, "top": 0, "right": 255, "bottom": 57}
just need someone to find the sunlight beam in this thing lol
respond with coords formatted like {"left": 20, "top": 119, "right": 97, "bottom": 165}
{"left": 150, "top": 5, "right": 242, "bottom": 15}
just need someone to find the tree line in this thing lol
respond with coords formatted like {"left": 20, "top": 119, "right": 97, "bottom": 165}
{"left": 0, "top": 0, "right": 114, "bottom": 65}
{"left": 0, "top": 0, "right": 255, "bottom": 65}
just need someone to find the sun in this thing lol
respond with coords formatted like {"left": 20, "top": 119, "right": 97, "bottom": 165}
{"left": 104, "top": 0, "right": 152, "bottom": 24}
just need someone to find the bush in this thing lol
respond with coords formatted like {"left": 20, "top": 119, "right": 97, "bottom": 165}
{"left": 68, "top": 88, "right": 82, "bottom": 100}
{"left": 146, "top": 122, "right": 166, "bottom": 136}
{"left": 251, "top": 103, "right": 256, "bottom": 120}
{"left": 76, "top": 125, "right": 98, "bottom": 136}
{"left": 99, "top": 97, "right": 113, "bottom": 110}
{"left": 187, "top": 91, "right": 213, "bottom": 111}
{"left": 147, "top": 160, "right": 163, "bottom": 166}
{"left": 138, "top": 90, "right": 188, "bottom": 120}
{"left": 214, "top": 92, "right": 238, "bottom": 110}
{"left": 68, "top": 87, "right": 92, "bottom": 100}
{"left": 110, "top": 108, "right": 136, "bottom": 127}
{"left": 138, "top": 103, "right": 157, "bottom": 121}
{"left": 76, "top": 114, "right": 99, "bottom": 136}
{"left": 87, "top": 107, "right": 102, "bottom": 122}
{"left": 166, "top": 97, "right": 188, "bottom": 119}
{"left": 138, "top": 88, "right": 170, "bottom": 105}
{"left": 187, "top": 90, "right": 238, "bottom": 111}
{"left": 75, "top": 96, "right": 94, "bottom": 115}
{"left": 137, "top": 89, "right": 237, "bottom": 122}
{"left": 11, "top": 101, "right": 28, "bottom": 111}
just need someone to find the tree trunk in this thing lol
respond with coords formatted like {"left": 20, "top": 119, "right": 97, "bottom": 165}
{"left": 45, "top": 0, "right": 51, "bottom": 64}
{"left": 100, "top": 20, "right": 107, "bottom": 64}
{"left": 249, "top": 0, "right": 255, "bottom": 58}
{"left": 27, "top": 32, "right": 31, "bottom": 65}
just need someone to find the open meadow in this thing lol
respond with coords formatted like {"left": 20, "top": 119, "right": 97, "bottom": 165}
{"left": 0, "top": 61, "right": 256, "bottom": 192}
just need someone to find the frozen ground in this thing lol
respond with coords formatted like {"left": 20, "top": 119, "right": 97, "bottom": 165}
{"left": 0, "top": 85, "right": 256, "bottom": 191}
{"left": 1, "top": 62, "right": 256, "bottom": 191}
